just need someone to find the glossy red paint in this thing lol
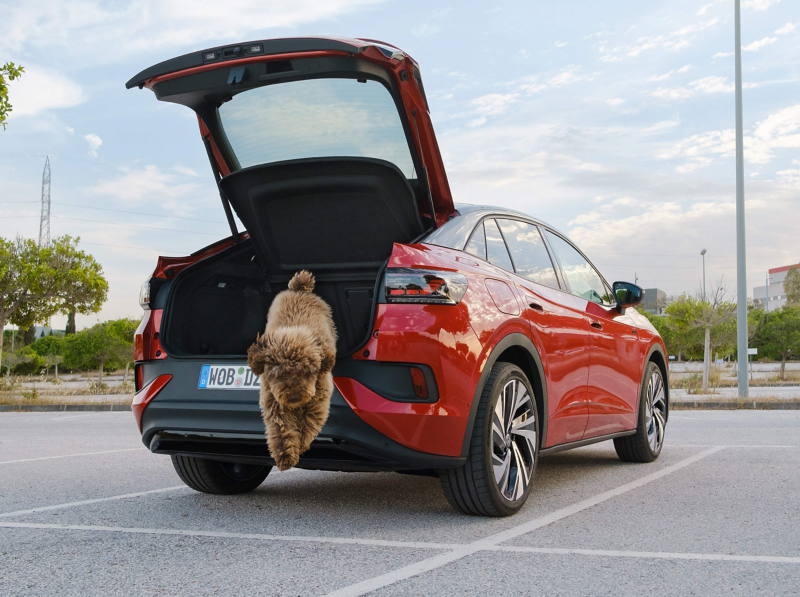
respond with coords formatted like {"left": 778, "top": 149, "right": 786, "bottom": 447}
{"left": 132, "top": 374, "right": 172, "bottom": 433}
{"left": 134, "top": 309, "right": 166, "bottom": 361}
{"left": 516, "top": 282, "right": 591, "bottom": 447}
{"left": 334, "top": 377, "right": 466, "bottom": 456}
{"left": 583, "top": 301, "right": 643, "bottom": 438}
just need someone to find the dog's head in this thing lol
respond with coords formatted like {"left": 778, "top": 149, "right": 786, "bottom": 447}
{"left": 247, "top": 326, "right": 322, "bottom": 408}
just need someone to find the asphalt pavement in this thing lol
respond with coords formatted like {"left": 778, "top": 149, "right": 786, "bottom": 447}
{"left": 1, "top": 411, "right": 798, "bottom": 596}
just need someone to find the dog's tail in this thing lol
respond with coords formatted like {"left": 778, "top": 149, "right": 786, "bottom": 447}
{"left": 288, "top": 270, "right": 315, "bottom": 293}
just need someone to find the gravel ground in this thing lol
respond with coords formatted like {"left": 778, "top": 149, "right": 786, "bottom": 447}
{"left": 0, "top": 411, "right": 798, "bottom": 596}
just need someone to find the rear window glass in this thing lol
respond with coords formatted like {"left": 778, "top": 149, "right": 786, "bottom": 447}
{"left": 218, "top": 78, "right": 415, "bottom": 176}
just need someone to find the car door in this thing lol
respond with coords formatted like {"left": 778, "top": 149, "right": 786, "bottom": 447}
{"left": 495, "top": 219, "right": 590, "bottom": 447}
{"left": 543, "top": 231, "right": 642, "bottom": 438}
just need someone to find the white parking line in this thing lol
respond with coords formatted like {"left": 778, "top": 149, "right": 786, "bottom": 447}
{"left": 323, "top": 446, "right": 726, "bottom": 597}
{"left": 494, "top": 545, "right": 800, "bottom": 564}
{"left": 0, "top": 448, "right": 143, "bottom": 465}
{"left": 0, "top": 486, "right": 187, "bottom": 519}
{"left": 4, "top": 521, "right": 796, "bottom": 566}
{"left": 666, "top": 444, "right": 796, "bottom": 448}
{"left": 0, "top": 522, "right": 460, "bottom": 550}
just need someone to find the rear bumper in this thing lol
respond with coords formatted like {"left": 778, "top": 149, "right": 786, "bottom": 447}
{"left": 139, "top": 358, "right": 466, "bottom": 471}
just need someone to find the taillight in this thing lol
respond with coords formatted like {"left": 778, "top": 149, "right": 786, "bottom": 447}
{"left": 139, "top": 279, "right": 152, "bottom": 310}
{"left": 139, "top": 277, "right": 166, "bottom": 311}
{"left": 385, "top": 268, "right": 468, "bottom": 304}
{"left": 134, "top": 364, "right": 144, "bottom": 392}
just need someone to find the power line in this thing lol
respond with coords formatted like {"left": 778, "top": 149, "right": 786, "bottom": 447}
{"left": 0, "top": 214, "right": 224, "bottom": 236}
{"left": 0, "top": 201, "right": 223, "bottom": 224}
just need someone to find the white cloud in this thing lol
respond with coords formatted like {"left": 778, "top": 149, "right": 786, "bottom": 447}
{"left": 660, "top": 103, "right": 800, "bottom": 169}
{"left": 743, "top": 36, "right": 777, "bottom": 51}
{"left": 411, "top": 22, "right": 439, "bottom": 37}
{"left": 86, "top": 165, "right": 203, "bottom": 208}
{"left": 470, "top": 93, "right": 519, "bottom": 116}
{"left": 652, "top": 76, "right": 736, "bottom": 100}
{"left": 775, "top": 22, "right": 796, "bottom": 35}
{"left": 554, "top": 40, "right": 568, "bottom": 48}
{"left": 597, "top": 18, "right": 718, "bottom": 62}
{"left": 648, "top": 64, "right": 692, "bottom": 82}
{"left": 742, "top": 0, "right": 781, "bottom": 10}
{"left": 697, "top": 3, "right": 714, "bottom": 15}
{"left": 713, "top": 52, "right": 733, "bottom": 59}
{"left": 0, "top": 0, "right": 384, "bottom": 62}
{"left": 84, "top": 133, "right": 103, "bottom": 157}
{"left": 6, "top": 66, "right": 85, "bottom": 116}
{"left": 643, "top": 118, "right": 680, "bottom": 133}
{"left": 605, "top": 98, "right": 625, "bottom": 107}
{"left": 677, "top": 64, "right": 693, "bottom": 74}
{"left": 518, "top": 67, "right": 594, "bottom": 94}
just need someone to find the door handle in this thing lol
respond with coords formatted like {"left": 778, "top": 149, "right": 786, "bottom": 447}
{"left": 528, "top": 302, "right": 544, "bottom": 312}
{"left": 590, "top": 321, "right": 603, "bottom": 329}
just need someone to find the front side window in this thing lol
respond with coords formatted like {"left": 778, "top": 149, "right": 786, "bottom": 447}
{"left": 218, "top": 78, "right": 415, "bottom": 176}
{"left": 496, "top": 219, "right": 559, "bottom": 289}
{"left": 484, "top": 219, "right": 514, "bottom": 271}
{"left": 545, "top": 231, "right": 611, "bottom": 305}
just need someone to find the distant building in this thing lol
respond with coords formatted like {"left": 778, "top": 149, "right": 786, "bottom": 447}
{"left": 643, "top": 288, "right": 667, "bottom": 315}
{"left": 753, "top": 262, "right": 799, "bottom": 311}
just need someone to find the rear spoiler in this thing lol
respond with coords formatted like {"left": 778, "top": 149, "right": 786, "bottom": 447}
{"left": 126, "top": 38, "right": 364, "bottom": 89}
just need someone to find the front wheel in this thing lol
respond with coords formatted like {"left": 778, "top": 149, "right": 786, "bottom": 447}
{"left": 171, "top": 455, "right": 271, "bottom": 494}
{"left": 614, "top": 362, "right": 667, "bottom": 463}
{"left": 440, "top": 363, "right": 539, "bottom": 517}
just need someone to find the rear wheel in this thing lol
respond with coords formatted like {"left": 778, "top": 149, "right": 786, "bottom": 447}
{"left": 440, "top": 363, "right": 539, "bottom": 517}
{"left": 171, "top": 455, "right": 271, "bottom": 494}
{"left": 614, "top": 362, "right": 667, "bottom": 463}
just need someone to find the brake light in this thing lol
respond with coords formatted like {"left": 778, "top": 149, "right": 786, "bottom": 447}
{"left": 385, "top": 268, "right": 468, "bottom": 304}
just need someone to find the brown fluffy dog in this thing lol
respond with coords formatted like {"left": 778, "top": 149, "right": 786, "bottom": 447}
{"left": 247, "top": 271, "right": 337, "bottom": 471}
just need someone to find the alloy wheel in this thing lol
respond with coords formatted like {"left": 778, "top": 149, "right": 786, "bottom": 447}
{"left": 645, "top": 369, "right": 667, "bottom": 452}
{"left": 492, "top": 378, "right": 537, "bottom": 501}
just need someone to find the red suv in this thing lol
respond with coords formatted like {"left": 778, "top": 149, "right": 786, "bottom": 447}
{"left": 128, "top": 37, "right": 669, "bottom": 517}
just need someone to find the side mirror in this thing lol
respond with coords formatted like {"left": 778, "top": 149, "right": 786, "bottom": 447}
{"left": 613, "top": 281, "right": 643, "bottom": 308}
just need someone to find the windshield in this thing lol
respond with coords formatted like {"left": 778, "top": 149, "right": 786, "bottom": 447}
{"left": 218, "top": 78, "right": 415, "bottom": 176}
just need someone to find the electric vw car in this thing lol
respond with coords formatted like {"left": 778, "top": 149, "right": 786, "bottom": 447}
{"left": 129, "top": 37, "right": 669, "bottom": 517}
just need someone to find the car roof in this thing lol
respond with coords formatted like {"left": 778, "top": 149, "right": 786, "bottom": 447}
{"left": 425, "top": 202, "right": 570, "bottom": 251}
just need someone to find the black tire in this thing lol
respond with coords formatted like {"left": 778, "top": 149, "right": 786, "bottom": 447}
{"left": 440, "top": 363, "right": 539, "bottom": 517}
{"left": 614, "top": 361, "right": 667, "bottom": 463}
{"left": 171, "top": 455, "right": 271, "bottom": 495}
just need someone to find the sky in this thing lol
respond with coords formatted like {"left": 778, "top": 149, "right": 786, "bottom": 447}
{"left": 1, "top": 0, "right": 798, "bottom": 331}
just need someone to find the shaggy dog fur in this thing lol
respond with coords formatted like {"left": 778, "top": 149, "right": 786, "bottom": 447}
{"left": 247, "top": 271, "right": 337, "bottom": 471}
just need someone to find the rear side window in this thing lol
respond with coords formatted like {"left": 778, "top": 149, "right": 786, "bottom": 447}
{"left": 465, "top": 223, "right": 487, "bottom": 259}
{"left": 218, "top": 78, "right": 415, "bottom": 176}
{"left": 484, "top": 219, "right": 514, "bottom": 272}
{"left": 496, "top": 219, "right": 559, "bottom": 289}
{"left": 544, "top": 231, "right": 611, "bottom": 305}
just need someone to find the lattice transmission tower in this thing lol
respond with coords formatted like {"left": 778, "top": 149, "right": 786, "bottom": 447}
{"left": 39, "top": 156, "right": 51, "bottom": 246}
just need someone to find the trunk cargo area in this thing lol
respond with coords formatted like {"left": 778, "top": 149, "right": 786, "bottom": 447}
{"left": 160, "top": 157, "right": 427, "bottom": 358}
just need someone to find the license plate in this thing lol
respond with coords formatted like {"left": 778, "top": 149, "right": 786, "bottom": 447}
{"left": 198, "top": 365, "right": 261, "bottom": 390}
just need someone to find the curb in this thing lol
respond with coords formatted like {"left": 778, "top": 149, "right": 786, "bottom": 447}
{"left": 672, "top": 400, "right": 800, "bottom": 410}
{"left": 0, "top": 404, "right": 132, "bottom": 412}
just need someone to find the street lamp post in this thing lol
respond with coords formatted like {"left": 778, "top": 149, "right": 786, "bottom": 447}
{"left": 734, "top": 0, "right": 749, "bottom": 398}
{"left": 701, "top": 249, "right": 707, "bottom": 301}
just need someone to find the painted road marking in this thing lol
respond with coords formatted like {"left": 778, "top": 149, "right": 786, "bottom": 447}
{"left": 0, "top": 448, "right": 143, "bottom": 465}
{"left": 323, "top": 446, "right": 726, "bottom": 597}
{"left": 0, "top": 486, "right": 187, "bottom": 519}
{"left": 2, "top": 522, "right": 798, "bottom": 565}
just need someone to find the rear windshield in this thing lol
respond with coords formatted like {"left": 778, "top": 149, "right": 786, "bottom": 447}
{"left": 218, "top": 78, "right": 415, "bottom": 176}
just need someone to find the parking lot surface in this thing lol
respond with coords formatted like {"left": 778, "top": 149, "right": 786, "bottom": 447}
{"left": 1, "top": 410, "right": 798, "bottom": 596}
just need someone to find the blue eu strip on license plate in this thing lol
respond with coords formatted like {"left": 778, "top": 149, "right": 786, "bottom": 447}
{"left": 198, "top": 365, "right": 260, "bottom": 390}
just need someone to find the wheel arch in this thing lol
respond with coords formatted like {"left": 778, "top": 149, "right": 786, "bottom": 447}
{"left": 460, "top": 333, "right": 548, "bottom": 458}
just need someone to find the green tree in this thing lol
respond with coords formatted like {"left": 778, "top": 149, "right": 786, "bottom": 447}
{"left": 785, "top": 266, "right": 800, "bottom": 306}
{"left": 666, "top": 286, "right": 737, "bottom": 391}
{"left": 64, "top": 321, "right": 133, "bottom": 385}
{"left": 0, "top": 235, "right": 108, "bottom": 372}
{"left": 0, "top": 62, "right": 24, "bottom": 130}
{"left": 752, "top": 306, "right": 800, "bottom": 379}
{"left": 23, "top": 324, "right": 35, "bottom": 346}
{"left": 65, "top": 311, "right": 76, "bottom": 335}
